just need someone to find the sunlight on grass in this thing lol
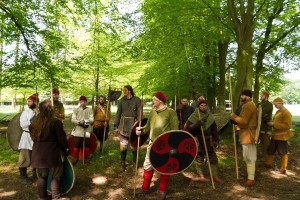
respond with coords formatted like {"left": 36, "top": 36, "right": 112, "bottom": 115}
{"left": 0, "top": 189, "right": 17, "bottom": 198}
{"left": 92, "top": 176, "right": 108, "bottom": 185}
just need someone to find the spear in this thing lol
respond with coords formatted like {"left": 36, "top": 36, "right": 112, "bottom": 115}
{"left": 133, "top": 92, "right": 143, "bottom": 197}
{"left": 228, "top": 72, "right": 239, "bottom": 179}
{"left": 197, "top": 109, "right": 215, "bottom": 189}
{"left": 101, "top": 88, "right": 110, "bottom": 153}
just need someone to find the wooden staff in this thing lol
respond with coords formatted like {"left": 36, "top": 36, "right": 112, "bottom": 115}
{"left": 228, "top": 72, "right": 239, "bottom": 179}
{"left": 101, "top": 92, "right": 110, "bottom": 153}
{"left": 50, "top": 81, "right": 54, "bottom": 106}
{"left": 82, "top": 126, "right": 86, "bottom": 165}
{"left": 197, "top": 109, "right": 215, "bottom": 189}
{"left": 133, "top": 93, "right": 143, "bottom": 197}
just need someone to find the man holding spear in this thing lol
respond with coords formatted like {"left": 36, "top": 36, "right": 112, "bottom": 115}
{"left": 230, "top": 90, "right": 257, "bottom": 186}
{"left": 185, "top": 99, "right": 224, "bottom": 185}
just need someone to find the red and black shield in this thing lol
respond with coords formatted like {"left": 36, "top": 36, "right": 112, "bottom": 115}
{"left": 68, "top": 132, "right": 98, "bottom": 159}
{"left": 130, "top": 118, "right": 149, "bottom": 148}
{"left": 150, "top": 130, "right": 197, "bottom": 175}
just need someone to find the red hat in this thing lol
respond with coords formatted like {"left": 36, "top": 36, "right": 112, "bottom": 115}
{"left": 262, "top": 91, "right": 269, "bottom": 98}
{"left": 27, "top": 93, "right": 39, "bottom": 103}
{"left": 52, "top": 88, "right": 60, "bottom": 95}
{"left": 153, "top": 91, "right": 167, "bottom": 103}
{"left": 79, "top": 96, "right": 87, "bottom": 101}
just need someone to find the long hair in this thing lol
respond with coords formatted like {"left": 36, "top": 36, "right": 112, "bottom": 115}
{"left": 30, "top": 99, "right": 55, "bottom": 142}
{"left": 124, "top": 85, "right": 135, "bottom": 96}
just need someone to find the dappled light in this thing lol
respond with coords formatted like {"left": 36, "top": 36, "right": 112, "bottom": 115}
{"left": 0, "top": 189, "right": 17, "bottom": 198}
{"left": 92, "top": 176, "right": 108, "bottom": 185}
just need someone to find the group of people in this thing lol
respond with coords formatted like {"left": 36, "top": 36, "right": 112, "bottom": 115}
{"left": 230, "top": 90, "right": 292, "bottom": 186}
{"left": 15, "top": 86, "right": 293, "bottom": 200}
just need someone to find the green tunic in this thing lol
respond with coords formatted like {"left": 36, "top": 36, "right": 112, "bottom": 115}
{"left": 143, "top": 106, "right": 178, "bottom": 141}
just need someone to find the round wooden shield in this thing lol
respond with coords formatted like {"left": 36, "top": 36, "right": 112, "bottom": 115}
{"left": 6, "top": 113, "right": 23, "bottom": 151}
{"left": 68, "top": 132, "right": 98, "bottom": 159}
{"left": 47, "top": 158, "right": 75, "bottom": 195}
{"left": 150, "top": 130, "right": 198, "bottom": 175}
{"left": 130, "top": 118, "right": 149, "bottom": 148}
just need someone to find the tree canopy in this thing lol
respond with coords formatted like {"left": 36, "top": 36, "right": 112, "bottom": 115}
{"left": 0, "top": 0, "right": 299, "bottom": 109}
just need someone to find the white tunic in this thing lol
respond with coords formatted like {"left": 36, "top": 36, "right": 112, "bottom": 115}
{"left": 18, "top": 109, "right": 35, "bottom": 150}
{"left": 71, "top": 106, "right": 94, "bottom": 138}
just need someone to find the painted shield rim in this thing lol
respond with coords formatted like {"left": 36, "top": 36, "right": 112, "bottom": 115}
{"left": 149, "top": 130, "right": 198, "bottom": 175}
{"left": 47, "top": 158, "right": 75, "bottom": 195}
{"left": 130, "top": 118, "right": 149, "bottom": 147}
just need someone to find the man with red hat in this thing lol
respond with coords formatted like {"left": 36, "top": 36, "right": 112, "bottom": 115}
{"left": 230, "top": 89, "right": 257, "bottom": 186}
{"left": 136, "top": 91, "right": 178, "bottom": 200}
{"left": 18, "top": 93, "right": 39, "bottom": 184}
{"left": 184, "top": 99, "right": 224, "bottom": 184}
{"left": 52, "top": 88, "right": 65, "bottom": 122}
{"left": 71, "top": 96, "right": 94, "bottom": 165}
{"left": 114, "top": 85, "right": 141, "bottom": 172}
{"left": 257, "top": 91, "right": 273, "bottom": 161}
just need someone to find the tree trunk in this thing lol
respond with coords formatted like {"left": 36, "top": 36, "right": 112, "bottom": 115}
{"left": 217, "top": 40, "right": 229, "bottom": 112}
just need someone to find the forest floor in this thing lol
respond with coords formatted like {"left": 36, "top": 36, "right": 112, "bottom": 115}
{"left": 0, "top": 113, "right": 299, "bottom": 200}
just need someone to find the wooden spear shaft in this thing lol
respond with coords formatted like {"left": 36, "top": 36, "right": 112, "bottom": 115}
{"left": 228, "top": 72, "right": 239, "bottom": 179}
{"left": 197, "top": 109, "right": 215, "bottom": 189}
{"left": 133, "top": 94, "right": 143, "bottom": 197}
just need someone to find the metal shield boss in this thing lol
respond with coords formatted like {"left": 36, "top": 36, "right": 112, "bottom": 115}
{"left": 150, "top": 130, "right": 198, "bottom": 175}
{"left": 130, "top": 118, "right": 149, "bottom": 148}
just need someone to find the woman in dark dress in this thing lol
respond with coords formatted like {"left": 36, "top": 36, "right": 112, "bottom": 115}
{"left": 30, "top": 99, "right": 69, "bottom": 200}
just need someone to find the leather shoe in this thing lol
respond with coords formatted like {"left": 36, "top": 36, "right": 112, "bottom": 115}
{"left": 156, "top": 190, "right": 166, "bottom": 200}
{"left": 277, "top": 168, "right": 286, "bottom": 174}
{"left": 264, "top": 163, "right": 272, "bottom": 169}
{"left": 241, "top": 179, "right": 255, "bottom": 187}
{"left": 135, "top": 188, "right": 150, "bottom": 197}
{"left": 213, "top": 176, "right": 224, "bottom": 184}
{"left": 198, "top": 176, "right": 209, "bottom": 183}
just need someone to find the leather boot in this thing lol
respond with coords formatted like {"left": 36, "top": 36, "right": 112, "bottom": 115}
{"left": 19, "top": 167, "right": 32, "bottom": 184}
{"left": 213, "top": 176, "right": 224, "bottom": 184}
{"left": 156, "top": 190, "right": 166, "bottom": 200}
{"left": 120, "top": 160, "right": 126, "bottom": 172}
{"left": 241, "top": 179, "right": 255, "bottom": 187}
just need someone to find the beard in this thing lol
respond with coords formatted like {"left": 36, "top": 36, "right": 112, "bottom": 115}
{"left": 29, "top": 104, "right": 36, "bottom": 110}
{"left": 99, "top": 102, "right": 105, "bottom": 106}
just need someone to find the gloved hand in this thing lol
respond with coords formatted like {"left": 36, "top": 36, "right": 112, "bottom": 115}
{"left": 230, "top": 119, "right": 238, "bottom": 125}
{"left": 197, "top": 120, "right": 205, "bottom": 127}
{"left": 79, "top": 120, "right": 85, "bottom": 126}
{"left": 136, "top": 127, "right": 143, "bottom": 136}
{"left": 83, "top": 122, "right": 89, "bottom": 128}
